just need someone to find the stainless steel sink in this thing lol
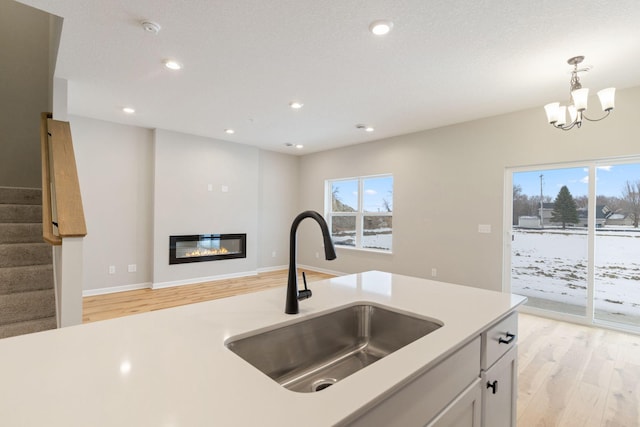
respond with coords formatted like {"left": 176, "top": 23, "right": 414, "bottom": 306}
{"left": 225, "top": 303, "right": 443, "bottom": 393}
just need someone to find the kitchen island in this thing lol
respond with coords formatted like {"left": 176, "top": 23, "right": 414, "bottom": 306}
{"left": 0, "top": 271, "right": 526, "bottom": 426}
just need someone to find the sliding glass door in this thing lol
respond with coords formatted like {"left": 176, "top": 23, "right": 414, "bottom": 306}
{"left": 510, "top": 167, "right": 589, "bottom": 318}
{"left": 507, "top": 160, "right": 640, "bottom": 332}
{"left": 594, "top": 163, "right": 640, "bottom": 329}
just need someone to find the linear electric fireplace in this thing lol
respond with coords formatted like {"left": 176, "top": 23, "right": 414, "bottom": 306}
{"left": 169, "top": 234, "right": 246, "bottom": 264}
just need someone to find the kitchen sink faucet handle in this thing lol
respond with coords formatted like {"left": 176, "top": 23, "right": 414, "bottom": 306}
{"left": 298, "top": 272, "right": 312, "bottom": 300}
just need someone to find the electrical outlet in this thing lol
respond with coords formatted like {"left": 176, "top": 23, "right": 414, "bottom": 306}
{"left": 271, "top": 251, "right": 276, "bottom": 258}
{"left": 127, "top": 264, "right": 137, "bottom": 273}
{"left": 315, "top": 252, "right": 320, "bottom": 259}
{"left": 431, "top": 268, "right": 437, "bottom": 277}
{"left": 108, "top": 265, "right": 116, "bottom": 274}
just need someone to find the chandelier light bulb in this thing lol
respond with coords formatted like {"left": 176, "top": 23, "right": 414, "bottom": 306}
{"left": 568, "top": 105, "right": 578, "bottom": 123}
{"left": 597, "top": 87, "right": 616, "bottom": 111}
{"left": 571, "top": 88, "right": 589, "bottom": 111}
{"left": 556, "top": 106, "right": 567, "bottom": 127}
{"left": 544, "top": 103, "right": 559, "bottom": 124}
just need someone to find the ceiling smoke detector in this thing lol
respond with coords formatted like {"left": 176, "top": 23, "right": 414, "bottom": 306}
{"left": 141, "top": 21, "right": 161, "bottom": 34}
{"left": 356, "top": 124, "right": 375, "bottom": 132}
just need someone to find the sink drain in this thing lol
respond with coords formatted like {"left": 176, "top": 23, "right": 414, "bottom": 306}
{"left": 311, "top": 378, "right": 337, "bottom": 392}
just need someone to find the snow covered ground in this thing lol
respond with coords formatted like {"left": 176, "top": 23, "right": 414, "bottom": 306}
{"left": 511, "top": 228, "right": 640, "bottom": 327}
{"left": 333, "top": 230, "right": 392, "bottom": 251}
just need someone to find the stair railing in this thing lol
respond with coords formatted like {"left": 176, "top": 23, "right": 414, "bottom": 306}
{"left": 40, "top": 112, "right": 86, "bottom": 327}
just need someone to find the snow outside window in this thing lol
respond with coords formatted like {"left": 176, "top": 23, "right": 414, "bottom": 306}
{"left": 326, "top": 174, "right": 393, "bottom": 252}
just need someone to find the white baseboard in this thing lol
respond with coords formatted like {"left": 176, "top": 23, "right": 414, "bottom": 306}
{"left": 256, "top": 265, "right": 288, "bottom": 273}
{"left": 297, "top": 264, "right": 346, "bottom": 277}
{"left": 152, "top": 271, "right": 258, "bottom": 290}
{"left": 83, "top": 282, "right": 152, "bottom": 297}
{"left": 82, "top": 266, "right": 345, "bottom": 297}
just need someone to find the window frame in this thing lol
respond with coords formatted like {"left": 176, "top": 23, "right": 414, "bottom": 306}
{"left": 325, "top": 173, "right": 393, "bottom": 253}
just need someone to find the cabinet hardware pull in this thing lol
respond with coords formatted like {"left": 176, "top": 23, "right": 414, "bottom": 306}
{"left": 487, "top": 380, "right": 498, "bottom": 394}
{"left": 498, "top": 332, "right": 515, "bottom": 344}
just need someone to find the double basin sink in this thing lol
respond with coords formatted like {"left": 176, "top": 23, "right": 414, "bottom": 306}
{"left": 226, "top": 303, "right": 443, "bottom": 393}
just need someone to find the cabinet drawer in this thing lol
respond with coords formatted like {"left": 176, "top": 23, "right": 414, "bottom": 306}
{"left": 481, "top": 312, "right": 518, "bottom": 370}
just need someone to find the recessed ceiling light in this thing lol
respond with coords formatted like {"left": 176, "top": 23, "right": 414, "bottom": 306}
{"left": 295, "top": 144, "right": 304, "bottom": 149}
{"left": 122, "top": 107, "right": 135, "bottom": 114}
{"left": 369, "top": 20, "right": 393, "bottom": 36}
{"left": 356, "top": 124, "right": 375, "bottom": 132}
{"left": 164, "top": 60, "right": 183, "bottom": 70}
{"left": 289, "top": 101, "right": 304, "bottom": 109}
{"left": 224, "top": 129, "right": 235, "bottom": 134}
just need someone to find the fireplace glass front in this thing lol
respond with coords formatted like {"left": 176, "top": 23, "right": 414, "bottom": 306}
{"left": 169, "top": 234, "right": 246, "bottom": 264}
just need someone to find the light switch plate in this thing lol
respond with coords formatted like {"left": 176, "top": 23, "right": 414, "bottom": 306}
{"left": 478, "top": 224, "right": 492, "bottom": 233}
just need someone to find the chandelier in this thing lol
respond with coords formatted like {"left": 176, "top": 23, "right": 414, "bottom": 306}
{"left": 544, "top": 56, "right": 615, "bottom": 131}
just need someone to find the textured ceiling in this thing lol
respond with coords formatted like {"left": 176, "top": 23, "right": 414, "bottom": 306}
{"left": 17, "top": 0, "right": 640, "bottom": 154}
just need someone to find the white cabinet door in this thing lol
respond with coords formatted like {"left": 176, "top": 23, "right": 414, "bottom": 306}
{"left": 481, "top": 346, "right": 517, "bottom": 427}
{"left": 426, "top": 379, "right": 482, "bottom": 427}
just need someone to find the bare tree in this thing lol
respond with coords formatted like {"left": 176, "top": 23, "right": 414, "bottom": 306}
{"left": 381, "top": 198, "right": 392, "bottom": 213}
{"left": 512, "top": 185, "right": 530, "bottom": 225}
{"left": 621, "top": 180, "right": 640, "bottom": 228}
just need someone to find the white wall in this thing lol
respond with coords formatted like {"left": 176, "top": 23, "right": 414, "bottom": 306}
{"left": 257, "top": 150, "right": 300, "bottom": 269}
{"left": 70, "top": 116, "right": 154, "bottom": 293}
{"left": 68, "top": 119, "right": 299, "bottom": 293}
{"left": 297, "top": 86, "right": 640, "bottom": 292}
{"left": 152, "top": 130, "right": 259, "bottom": 286}
{"left": 66, "top": 85, "right": 640, "bottom": 295}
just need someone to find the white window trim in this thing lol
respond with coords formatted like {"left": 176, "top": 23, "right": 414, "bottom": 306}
{"left": 325, "top": 173, "right": 393, "bottom": 254}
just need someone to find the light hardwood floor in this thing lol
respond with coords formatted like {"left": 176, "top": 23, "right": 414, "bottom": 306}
{"left": 517, "top": 312, "right": 640, "bottom": 427}
{"left": 83, "top": 271, "right": 640, "bottom": 426}
{"left": 82, "top": 270, "right": 334, "bottom": 323}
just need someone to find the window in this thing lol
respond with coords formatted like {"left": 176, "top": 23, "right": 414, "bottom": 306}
{"left": 326, "top": 174, "right": 393, "bottom": 252}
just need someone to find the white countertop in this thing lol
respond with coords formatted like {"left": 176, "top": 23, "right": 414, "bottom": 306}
{"left": 0, "top": 271, "right": 526, "bottom": 426}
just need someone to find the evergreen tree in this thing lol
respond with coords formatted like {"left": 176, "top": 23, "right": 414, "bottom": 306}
{"left": 550, "top": 186, "right": 579, "bottom": 229}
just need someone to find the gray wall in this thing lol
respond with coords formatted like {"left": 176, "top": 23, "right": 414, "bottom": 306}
{"left": 70, "top": 116, "right": 298, "bottom": 293}
{"left": 0, "top": 1, "right": 52, "bottom": 187}
{"left": 70, "top": 115, "right": 154, "bottom": 293}
{"left": 65, "top": 84, "right": 640, "bottom": 295}
{"left": 257, "top": 150, "right": 300, "bottom": 269}
{"left": 297, "top": 86, "right": 640, "bottom": 291}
